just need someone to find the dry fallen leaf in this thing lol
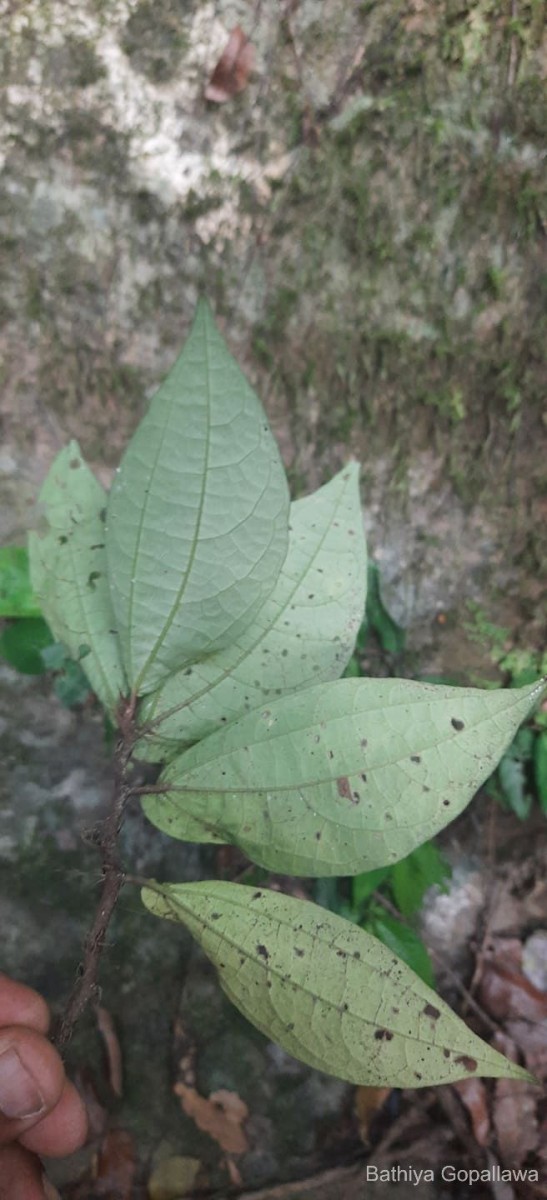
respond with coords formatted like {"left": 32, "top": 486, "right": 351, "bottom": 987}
{"left": 205, "top": 26, "right": 255, "bottom": 103}
{"left": 95, "top": 1004, "right": 123, "bottom": 1098}
{"left": 353, "top": 1086, "right": 391, "bottom": 1144}
{"left": 478, "top": 938, "right": 547, "bottom": 1023}
{"left": 174, "top": 1083, "right": 249, "bottom": 1154}
{"left": 148, "top": 1155, "right": 201, "bottom": 1200}
{"left": 92, "top": 1129, "right": 137, "bottom": 1198}
{"left": 453, "top": 1077, "right": 490, "bottom": 1146}
{"left": 493, "top": 1034, "right": 539, "bottom": 1167}
{"left": 507, "top": 1018, "right": 547, "bottom": 1083}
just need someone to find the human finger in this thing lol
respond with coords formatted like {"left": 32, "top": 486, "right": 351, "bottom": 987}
{"left": 20, "top": 1079, "right": 88, "bottom": 1157}
{"left": 0, "top": 1141, "right": 46, "bottom": 1200}
{"left": 0, "top": 1027, "right": 64, "bottom": 1146}
{"left": 0, "top": 975, "right": 50, "bottom": 1035}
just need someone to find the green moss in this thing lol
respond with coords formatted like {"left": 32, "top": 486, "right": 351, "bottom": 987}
{"left": 60, "top": 111, "right": 129, "bottom": 177}
{"left": 45, "top": 37, "right": 106, "bottom": 89}
{"left": 120, "top": 0, "right": 192, "bottom": 83}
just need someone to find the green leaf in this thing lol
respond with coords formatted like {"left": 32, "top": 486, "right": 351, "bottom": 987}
{"left": 366, "top": 563, "right": 405, "bottom": 656}
{"left": 390, "top": 842, "right": 450, "bottom": 917}
{"left": 0, "top": 547, "right": 41, "bottom": 618}
{"left": 28, "top": 442, "right": 127, "bottom": 714}
{"left": 138, "top": 464, "right": 366, "bottom": 758}
{"left": 140, "top": 880, "right": 532, "bottom": 1087}
{"left": 351, "top": 867, "right": 390, "bottom": 909}
{"left": 142, "top": 677, "right": 546, "bottom": 876}
{"left": 105, "top": 299, "right": 290, "bottom": 695}
{"left": 497, "top": 755, "right": 532, "bottom": 820}
{"left": 366, "top": 911, "right": 435, "bottom": 987}
{"left": 535, "top": 732, "right": 547, "bottom": 814}
{"left": 0, "top": 617, "right": 53, "bottom": 674}
{"left": 54, "top": 658, "right": 92, "bottom": 707}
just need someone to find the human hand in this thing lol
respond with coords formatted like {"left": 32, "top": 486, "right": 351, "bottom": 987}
{"left": 0, "top": 973, "right": 88, "bottom": 1200}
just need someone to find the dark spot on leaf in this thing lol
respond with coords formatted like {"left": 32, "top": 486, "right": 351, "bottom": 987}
{"left": 211, "top": 912, "right": 221, "bottom": 920}
{"left": 374, "top": 1029, "right": 393, "bottom": 1041}
{"left": 315, "top": 831, "right": 322, "bottom": 840}
{"left": 69, "top": 458, "right": 81, "bottom": 469}
{"left": 239, "top": 956, "right": 245, "bottom": 965}
{"left": 410, "top": 755, "right": 421, "bottom": 764}
{"left": 58, "top": 535, "right": 68, "bottom": 544}
{"left": 360, "top": 738, "right": 368, "bottom": 749}
{"left": 286, "top": 1023, "right": 295, "bottom": 1032}
{"left": 353, "top": 951, "right": 361, "bottom": 959}
{"left": 184, "top": 667, "right": 193, "bottom": 675}
{"left": 360, "top": 772, "right": 367, "bottom": 783}
{"left": 87, "top": 571, "right": 101, "bottom": 590}
{"left": 252, "top": 891, "right": 262, "bottom": 900}
{"left": 336, "top": 949, "right": 347, "bottom": 958}
{"left": 443, "top": 799, "right": 451, "bottom": 807}
{"left": 256, "top": 944, "right": 269, "bottom": 960}
{"left": 294, "top": 948, "right": 305, "bottom": 957}
{"left": 328, "top": 750, "right": 334, "bottom": 759}
{"left": 337, "top": 776, "right": 352, "bottom": 800}
{"left": 424, "top": 1003, "right": 440, "bottom": 1019}
{"left": 451, "top": 718, "right": 465, "bottom": 731}
{"left": 341, "top": 1002, "right": 348, "bottom": 1011}
{"left": 414, "top": 1072, "right": 423, "bottom": 1080}
{"left": 423, "top": 785, "right": 431, "bottom": 793}
{"left": 281, "top": 649, "right": 288, "bottom": 657}
{"left": 352, "top": 791, "right": 360, "bottom": 803}
{"left": 90, "top": 543, "right": 105, "bottom": 550}
{"left": 455, "top": 1055, "right": 477, "bottom": 1072}
{"left": 443, "top": 1049, "right": 450, "bottom": 1058}
{"left": 99, "top": 508, "right": 106, "bottom": 522}
{"left": 392, "top": 1006, "right": 400, "bottom": 1014}
{"left": 266, "top": 979, "right": 272, "bottom": 988}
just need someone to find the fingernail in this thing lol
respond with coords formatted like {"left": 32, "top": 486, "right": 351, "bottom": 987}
{"left": 0, "top": 1046, "right": 45, "bottom": 1119}
{"left": 42, "top": 1174, "right": 62, "bottom": 1200}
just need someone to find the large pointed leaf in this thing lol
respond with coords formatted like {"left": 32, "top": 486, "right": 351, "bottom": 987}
{"left": 140, "top": 880, "right": 531, "bottom": 1087}
{"left": 105, "top": 300, "right": 290, "bottom": 695}
{"left": 138, "top": 464, "right": 366, "bottom": 759}
{"left": 28, "top": 442, "right": 127, "bottom": 713}
{"left": 142, "top": 678, "right": 546, "bottom": 875}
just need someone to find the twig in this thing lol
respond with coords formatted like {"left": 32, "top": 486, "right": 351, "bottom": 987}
{"left": 53, "top": 696, "right": 137, "bottom": 1052}
{"left": 507, "top": 0, "right": 519, "bottom": 88}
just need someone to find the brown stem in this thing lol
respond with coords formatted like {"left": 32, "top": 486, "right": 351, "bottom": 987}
{"left": 53, "top": 696, "right": 137, "bottom": 1052}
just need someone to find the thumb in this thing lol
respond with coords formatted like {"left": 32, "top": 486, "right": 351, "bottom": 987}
{"left": 0, "top": 1028, "right": 64, "bottom": 1146}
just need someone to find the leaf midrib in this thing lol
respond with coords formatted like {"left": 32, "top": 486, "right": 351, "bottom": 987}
{"left": 154, "top": 886, "right": 499, "bottom": 1068}
{"left": 144, "top": 467, "right": 361, "bottom": 733}
{"left": 129, "top": 326, "right": 213, "bottom": 692}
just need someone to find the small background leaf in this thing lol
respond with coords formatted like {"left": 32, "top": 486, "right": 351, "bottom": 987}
{"left": 534, "top": 731, "right": 547, "bottom": 814}
{"left": 365, "top": 563, "right": 406, "bottom": 656}
{"left": 390, "top": 842, "right": 450, "bottom": 916}
{"left": 141, "top": 880, "right": 531, "bottom": 1088}
{"left": 0, "top": 617, "right": 53, "bottom": 674}
{"left": 0, "top": 546, "right": 41, "bottom": 617}
{"left": 366, "top": 911, "right": 435, "bottom": 987}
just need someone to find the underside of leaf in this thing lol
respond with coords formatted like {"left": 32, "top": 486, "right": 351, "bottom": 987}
{"left": 141, "top": 678, "right": 546, "bottom": 875}
{"left": 105, "top": 299, "right": 290, "bottom": 695}
{"left": 137, "top": 462, "right": 366, "bottom": 759}
{"left": 28, "top": 442, "right": 127, "bottom": 713}
{"left": 141, "top": 880, "right": 533, "bottom": 1088}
